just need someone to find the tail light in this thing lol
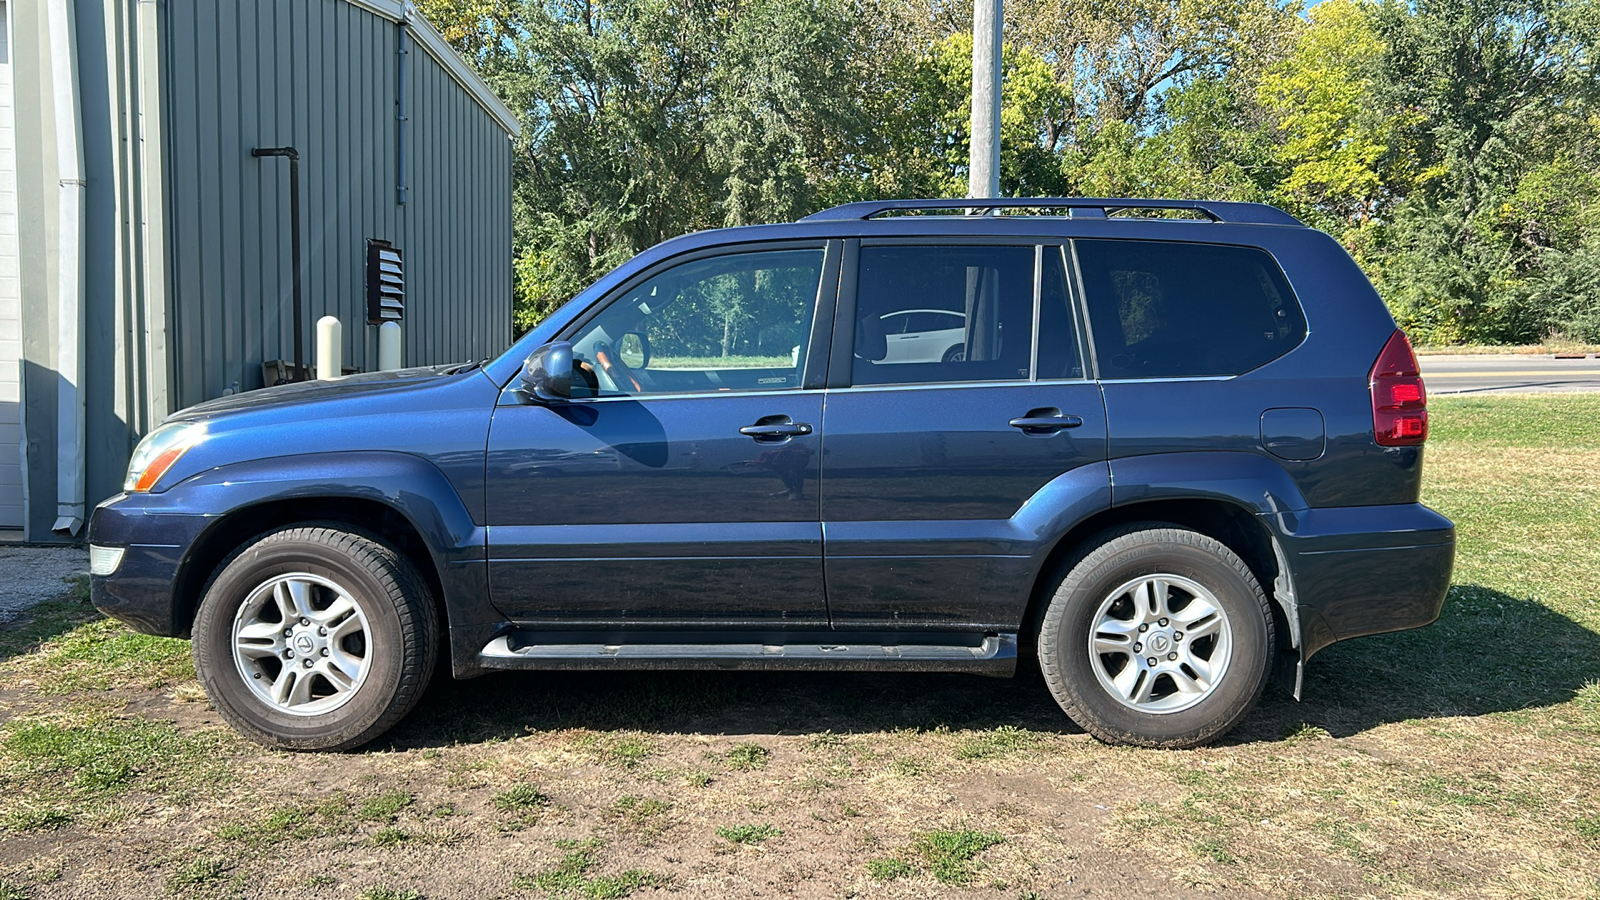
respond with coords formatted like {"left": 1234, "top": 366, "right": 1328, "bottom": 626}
{"left": 1370, "top": 330, "right": 1427, "bottom": 446}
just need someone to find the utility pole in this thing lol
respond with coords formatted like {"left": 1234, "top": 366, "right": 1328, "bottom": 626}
{"left": 968, "top": 0, "right": 1002, "bottom": 199}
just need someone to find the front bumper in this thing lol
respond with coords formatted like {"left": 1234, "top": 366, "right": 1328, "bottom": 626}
{"left": 87, "top": 493, "right": 212, "bottom": 637}
{"left": 1272, "top": 503, "right": 1456, "bottom": 660}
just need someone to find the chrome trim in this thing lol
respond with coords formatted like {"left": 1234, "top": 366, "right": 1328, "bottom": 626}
{"left": 482, "top": 632, "right": 1017, "bottom": 662}
{"left": 823, "top": 378, "right": 1089, "bottom": 395}
{"left": 1030, "top": 245, "right": 1043, "bottom": 381}
{"left": 501, "top": 386, "right": 827, "bottom": 405}
{"left": 1096, "top": 375, "right": 1236, "bottom": 384}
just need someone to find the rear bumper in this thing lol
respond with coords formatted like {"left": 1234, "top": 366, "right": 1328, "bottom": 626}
{"left": 1269, "top": 503, "right": 1455, "bottom": 660}
{"left": 87, "top": 494, "right": 211, "bottom": 637}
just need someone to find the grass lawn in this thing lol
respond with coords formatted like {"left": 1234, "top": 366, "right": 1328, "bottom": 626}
{"left": 0, "top": 394, "right": 1597, "bottom": 898}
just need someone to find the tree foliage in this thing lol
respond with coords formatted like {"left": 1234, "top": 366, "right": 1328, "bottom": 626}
{"left": 421, "top": 0, "right": 1600, "bottom": 344}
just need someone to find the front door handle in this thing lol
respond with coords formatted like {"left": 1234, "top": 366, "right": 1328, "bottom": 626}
{"left": 1009, "top": 408, "right": 1083, "bottom": 435}
{"left": 740, "top": 415, "right": 813, "bottom": 442}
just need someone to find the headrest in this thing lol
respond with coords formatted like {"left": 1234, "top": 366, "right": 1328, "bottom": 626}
{"left": 856, "top": 313, "right": 887, "bottom": 361}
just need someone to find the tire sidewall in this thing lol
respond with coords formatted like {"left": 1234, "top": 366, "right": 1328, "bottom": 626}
{"left": 1042, "top": 529, "right": 1272, "bottom": 746}
{"left": 193, "top": 531, "right": 414, "bottom": 748}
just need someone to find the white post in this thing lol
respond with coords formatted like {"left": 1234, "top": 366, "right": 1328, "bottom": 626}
{"left": 378, "top": 321, "right": 402, "bottom": 371}
{"left": 316, "top": 316, "right": 342, "bottom": 380}
{"left": 969, "top": 0, "right": 1002, "bottom": 199}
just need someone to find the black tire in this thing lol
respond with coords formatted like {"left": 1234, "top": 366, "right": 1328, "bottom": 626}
{"left": 192, "top": 525, "right": 438, "bottom": 751}
{"left": 941, "top": 345, "right": 965, "bottom": 364}
{"left": 1037, "top": 524, "right": 1273, "bottom": 749}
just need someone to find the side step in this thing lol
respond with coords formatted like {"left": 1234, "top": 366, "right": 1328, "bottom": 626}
{"left": 477, "top": 632, "right": 1018, "bottom": 676}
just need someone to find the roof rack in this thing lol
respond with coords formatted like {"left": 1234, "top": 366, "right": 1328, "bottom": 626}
{"left": 799, "top": 197, "right": 1304, "bottom": 227}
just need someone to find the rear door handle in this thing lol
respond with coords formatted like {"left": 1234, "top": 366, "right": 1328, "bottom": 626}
{"left": 740, "top": 415, "right": 813, "bottom": 442}
{"left": 1009, "top": 408, "right": 1083, "bottom": 434}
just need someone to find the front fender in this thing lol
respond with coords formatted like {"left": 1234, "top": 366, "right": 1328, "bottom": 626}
{"left": 160, "top": 451, "right": 493, "bottom": 627}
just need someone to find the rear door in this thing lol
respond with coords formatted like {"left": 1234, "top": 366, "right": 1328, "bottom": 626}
{"left": 819, "top": 241, "right": 1111, "bottom": 632}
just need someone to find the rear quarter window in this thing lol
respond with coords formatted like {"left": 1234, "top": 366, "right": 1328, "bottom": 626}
{"left": 1076, "top": 240, "right": 1306, "bottom": 379}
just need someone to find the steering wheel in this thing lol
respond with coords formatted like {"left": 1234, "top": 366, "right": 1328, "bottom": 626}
{"left": 592, "top": 340, "right": 642, "bottom": 394}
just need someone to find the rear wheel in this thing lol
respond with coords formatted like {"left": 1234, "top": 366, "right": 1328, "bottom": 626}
{"left": 192, "top": 525, "right": 437, "bottom": 751}
{"left": 1037, "top": 525, "right": 1273, "bottom": 748}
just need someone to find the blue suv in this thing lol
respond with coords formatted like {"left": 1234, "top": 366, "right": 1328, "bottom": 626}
{"left": 88, "top": 198, "right": 1455, "bottom": 751}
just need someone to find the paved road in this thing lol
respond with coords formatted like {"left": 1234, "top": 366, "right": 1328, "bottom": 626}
{"left": 1420, "top": 354, "right": 1600, "bottom": 395}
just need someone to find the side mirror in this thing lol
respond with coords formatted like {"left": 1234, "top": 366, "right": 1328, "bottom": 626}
{"left": 520, "top": 341, "right": 573, "bottom": 402}
{"left": 618, "top": 332, "right": 650, "bottom": 369}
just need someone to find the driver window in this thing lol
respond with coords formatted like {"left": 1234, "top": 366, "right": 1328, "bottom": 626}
{"left": 567, "top": 248, "right": 826, "bottom": 397}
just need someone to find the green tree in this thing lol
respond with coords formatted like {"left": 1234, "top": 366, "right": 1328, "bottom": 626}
{"left": 414, "top": 0, "right": 1600, "bottom": 344}
{"left": 1259, "top": 0, "right": 1425, "bottom": 229}
{"left": 487, "top": 0, "right": 871, "bottom": 330}
{"left": 1370, "top": 0, "right": 1598, "bottom": 342}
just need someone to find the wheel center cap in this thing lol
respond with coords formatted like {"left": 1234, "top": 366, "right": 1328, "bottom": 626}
{"left": 293, "top": 633, "right": 317, "bottom": 656}
{"left": 1147, "top": 632, "right": 1172, "bottom": 655}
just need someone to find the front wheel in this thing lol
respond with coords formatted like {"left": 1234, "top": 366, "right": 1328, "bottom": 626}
{"left": 192, "top": 525, "right": 437, "bottom": 751}
{"left": 1037, "top": 525, "right": 1274, "bottom": 748}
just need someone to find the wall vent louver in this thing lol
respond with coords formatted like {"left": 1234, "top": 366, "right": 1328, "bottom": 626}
{"left": 366, "top": 239, "right": 405, "bottom": 323}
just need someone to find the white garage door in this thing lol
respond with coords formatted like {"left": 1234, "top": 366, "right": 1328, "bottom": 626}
{"left": 0, "top": 2, "right": 24, "bottom": 530}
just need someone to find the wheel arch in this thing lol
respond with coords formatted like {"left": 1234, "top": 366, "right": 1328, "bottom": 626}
{"left": 1019, "top": 497, "right": 1296, "bottom": 679}
{"left": 161, "top": 451, "right": 490, "bottom": 642}
{"left": 173, "top": 497, "right": 447, "bottom": 641}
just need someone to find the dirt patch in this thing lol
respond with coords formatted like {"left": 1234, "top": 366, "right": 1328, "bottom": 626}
{"left": 4, "top": 658, "right": 1595, "bottom": 899}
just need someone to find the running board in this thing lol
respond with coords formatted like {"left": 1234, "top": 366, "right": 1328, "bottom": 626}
{"left": 476, "top": 632, "right": 1018, "bottom": 676}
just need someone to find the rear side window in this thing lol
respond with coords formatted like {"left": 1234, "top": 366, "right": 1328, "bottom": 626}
{"left": 1075, "top": 240, "right": 1306, "bottom": 378}
{"left": 852, "top": 245, "right": 1035, "bottom": 385}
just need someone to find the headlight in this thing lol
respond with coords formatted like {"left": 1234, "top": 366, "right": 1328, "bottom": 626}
{"left": 124, "top": 422, "right": 207, "bottom": 492}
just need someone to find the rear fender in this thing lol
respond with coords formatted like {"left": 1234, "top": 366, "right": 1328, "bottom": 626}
{"left": 1109, "top": 451, "right": 1309, "bottom": 683}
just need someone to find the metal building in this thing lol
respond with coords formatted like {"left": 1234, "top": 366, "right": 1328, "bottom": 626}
{"left": 4, "top": 0, "right": 519, "bottom": 541}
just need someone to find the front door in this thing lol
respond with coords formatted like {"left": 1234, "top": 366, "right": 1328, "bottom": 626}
{"left": 821, "top": 242, "right": 1111, "bottom": 631}
{"left": 485, "top": 244, "right": 836, "bottom": 628}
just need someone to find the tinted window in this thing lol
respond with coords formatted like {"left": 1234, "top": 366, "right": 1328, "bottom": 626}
{"left": 1037, "top": 248, "right": 1085, "bottom": 380}
{"left": 853, "top": 245, "right": 1035, "bottom": 385}
{"left": 568, "top": 248, "right": 824, "bottom": 396}
{"left": 1075, "top": 240, "right": 1306, "bottom": 378}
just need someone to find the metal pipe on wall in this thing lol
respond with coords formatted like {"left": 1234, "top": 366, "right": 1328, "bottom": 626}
{"left": 396, "top": 15, "right": 409, "bottom": 205}
{"left": 46, "top": 0, "right": 87, "bottom": 536}
{"left": 252, "top": 147, "right": 304, "bottom": 382}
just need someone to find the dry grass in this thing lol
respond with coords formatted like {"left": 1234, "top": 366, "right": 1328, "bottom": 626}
{"left": 1414, "top": 342, "right": 1600, "bottom": 356}
{"left": 1, "top": 395, "right": 1598, "bottom": 897}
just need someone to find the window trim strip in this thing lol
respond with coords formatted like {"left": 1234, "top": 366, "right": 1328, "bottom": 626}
{"left": 1029, "top": 245, "right": 1043, "bottom": 382}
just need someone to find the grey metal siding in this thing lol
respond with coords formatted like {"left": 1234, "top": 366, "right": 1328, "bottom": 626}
{"left": 0, "top": 1, "right": 24, "bottom": 528}
{"left": 160, "top": 0, "right": 511, "bottom": 411}
{"left": 400, "top": 34, "right": 512, "bottom": 370}
{"left": 77, "top": 0, "right": 176, "bottom": 513}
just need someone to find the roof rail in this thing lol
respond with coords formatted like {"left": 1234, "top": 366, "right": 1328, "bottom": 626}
{"left": 799, "top": 198, "right": 1304, "bottom": 227}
